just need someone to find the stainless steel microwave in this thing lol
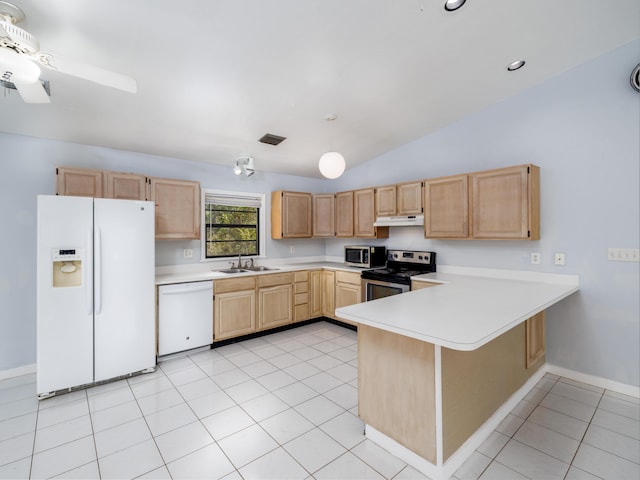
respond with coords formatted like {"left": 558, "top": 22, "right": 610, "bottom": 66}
{"left": 344, "top": 245, "right": 386, "bottom": 268}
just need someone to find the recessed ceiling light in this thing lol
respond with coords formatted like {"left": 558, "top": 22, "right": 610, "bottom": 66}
{"left": 507, "top": 60, "right": 526, "bottom": 72}
{"left": 444, "top": 0, "right": 466, "bottom": 12}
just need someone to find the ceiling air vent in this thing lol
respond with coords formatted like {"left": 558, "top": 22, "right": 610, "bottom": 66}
{"left": 259, "top": 133, "right": 287, "bottom": 146}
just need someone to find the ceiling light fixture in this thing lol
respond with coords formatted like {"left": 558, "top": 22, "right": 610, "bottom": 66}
{"left": 233, "top": 156, "right": 255, "bottom": 176}
{"left": 444, "top": 0, "right": 466, "bottom": 12}
{"left": 630, "top": 63, "right": 640, "bottom": 92}
{"left": 507, "top": 59, "right": 526, "bottom": 71}
{"left": 319, "top": 114, "right": 346, "bottom": 179}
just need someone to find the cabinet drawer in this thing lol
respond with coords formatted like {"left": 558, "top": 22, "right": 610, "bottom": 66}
{"left": 294, "top": 271, "right": 309, "bottom": 282}
{"left": 214, "top": 276, "right": 256, "bottom": 294}
{"left": 294, "top": 282, "right": 309, "bottom": 294}
{"left": 295, "top": 303, "right": 309, "bottom": 322}
{"left": 336, "top": 270, "right": 361, "bottom": 286}
{"left": 258, "top": 272, "right": 294, "bottom": 287}
{"left": 294, "top": 292, "right": 309, "bottom": 306}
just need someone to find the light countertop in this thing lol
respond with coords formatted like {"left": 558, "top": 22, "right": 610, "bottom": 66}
{"left": 155, "top": 260, "right": 363, "bottom": 285}
{"left": 336, "top": 270, "right": 579, "bottom": 351}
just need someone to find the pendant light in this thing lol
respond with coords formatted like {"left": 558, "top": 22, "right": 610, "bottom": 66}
{"left": 319, "top": 114, "right": 345, "bottom": 179}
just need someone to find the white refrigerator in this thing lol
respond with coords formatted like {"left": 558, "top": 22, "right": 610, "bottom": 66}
{"left": 36, "top": 195, "right": 156, "bottom": 398}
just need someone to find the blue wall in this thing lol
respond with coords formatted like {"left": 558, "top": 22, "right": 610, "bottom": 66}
{"left": 1, "top": 41, "right": 638, "bottom": 387}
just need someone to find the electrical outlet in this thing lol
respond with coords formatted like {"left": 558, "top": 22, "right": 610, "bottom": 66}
{"left": 289, "top": 245, "right": 295, "bottom": 254}
{"left": 183, "top": 248, "right": 193, "bottom": 259}
{"left": 531, "top": 253, "right": 541, "bottom": 265}
{"left": 608, "top": 248, "right": 640, "bottom": 262}
{"left": 554, "top": 253, "right": 566, "bottom": 266}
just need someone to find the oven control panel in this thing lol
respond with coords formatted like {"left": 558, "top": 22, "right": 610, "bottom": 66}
{"left": 387, "top": 250, "right": 435, "bottom": 265}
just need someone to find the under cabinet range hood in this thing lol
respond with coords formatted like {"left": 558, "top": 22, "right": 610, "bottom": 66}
{"left": 373, "top": 214, "right": 424, "bottom": 227}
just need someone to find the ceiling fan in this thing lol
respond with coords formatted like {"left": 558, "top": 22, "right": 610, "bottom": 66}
{"left": 0, "top": 1, "right": 136, "bottom": 103}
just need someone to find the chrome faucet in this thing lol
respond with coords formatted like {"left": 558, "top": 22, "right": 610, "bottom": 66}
{"left": 229, "top": 253, "right": 242, "bottom": 269}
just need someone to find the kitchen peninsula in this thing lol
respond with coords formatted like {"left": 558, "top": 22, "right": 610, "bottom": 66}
{"left": 335, "top": 268, "right": 579, "bottom": 480}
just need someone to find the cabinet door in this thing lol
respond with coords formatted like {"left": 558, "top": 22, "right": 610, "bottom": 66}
{"left": 335, "top": 282, "right": 361, "bottom": 310}
{"left": 56, "top": 167, "right": 103, "bottom": 197}
{"left": 354, "top": 188, "right": 389, "bottom": 238}
{"left": 470, "top": 165, "right": 538, "bottom": 239}
{"left": 214, "top": 290, "right": 256, "bottom": 340}
{"left": 335, "top": 191, "right": 354, "bottom": 237}
{"left": 104, "top": 172, "right": 147, "bottom": 200}
{"left": 397, "top": 181, "right": 423, "bottom": 215}
{"left": 322, "top": 270, "right": 335, "bottom": 317}
{"left": 525, "top": 311, "right": 545, "bottom": 368}
{"left": 271, "top": 191, "right": 312, "bottom": 238}
{"left": 376, "top": 185, "right": 396, "bottom": 217}
{"left": 424, "top": 175, "right": 469, "bottom": 238}
{"left": 309, "top": 270, "right": 323, "bottom": 318}
{"left": 258, "top": 284, "right": 293, "bottom": 330}
{"left": 312, "top": 194, "right": 335, "bottom": 237}
{"left": 150, "top": 177, "right": 200, "bottom": 240}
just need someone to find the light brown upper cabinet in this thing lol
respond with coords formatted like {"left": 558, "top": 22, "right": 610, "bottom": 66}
{"left": 397, "top": 181, "right": 424, "bottom": 215}
{"left": 271, "top": 191, "right": 312, "bottom": 239}
{"left": 424, "top": 174, "right": 469, "bottom": 238}
{"left": 56, "top": 167, "right": 103, "bottom": 197}
{"left": 312, "top": 194, "right": 335, "bottom": 238}
{"left": 425, "top": 164, "right": 539, "bottom": 240}
{"left": 104, "top": 171, "right": 147, "bottom": 200}
{"left": 354, "top": 188, "right": 389, "bottom": 238}
{"left": 335, "top": 191, "right": 354, "bottom": 237}
{"left": 376, "top": 185, "right": 396, "bottom": 217}
{"left": 376, "top": 181, "right": 423, "bottom": 217}
{"left": 149, "top": 177, "right": 201, "bottom": 240}
{"left": 470, "top": 164, "right": 540, "bottom": 240}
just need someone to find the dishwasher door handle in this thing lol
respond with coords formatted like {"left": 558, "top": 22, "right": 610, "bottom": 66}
{"left": 160, "top": 282, "right": 213, "bottom": 295}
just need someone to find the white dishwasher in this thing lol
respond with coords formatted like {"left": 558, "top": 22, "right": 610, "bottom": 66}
{"left": 158, "top": 280, "right": 213, "bottom": 356}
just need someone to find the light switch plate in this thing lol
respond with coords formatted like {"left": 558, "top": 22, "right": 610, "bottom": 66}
{"left": 183, "top": 248, "right": 193, "bottom": 258}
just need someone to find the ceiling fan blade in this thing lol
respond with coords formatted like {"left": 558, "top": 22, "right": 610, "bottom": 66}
{"left": 36, "top": 52, "right": 137, "bottom": 93}
{"left": 13, "top": 80, "right": 50, "bottom": 103}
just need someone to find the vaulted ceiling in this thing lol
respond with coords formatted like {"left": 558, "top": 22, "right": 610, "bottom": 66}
{"left": 1, "top": 0, "right": 638, "bottom": 177}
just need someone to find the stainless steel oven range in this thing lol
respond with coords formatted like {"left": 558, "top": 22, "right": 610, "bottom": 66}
{"left": 361, "top": 249, "right": 436, "bottom": 302}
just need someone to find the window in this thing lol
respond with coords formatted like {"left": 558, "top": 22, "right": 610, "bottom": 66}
{"left": 201, "top": 189, "right": 266, "bottom": 260}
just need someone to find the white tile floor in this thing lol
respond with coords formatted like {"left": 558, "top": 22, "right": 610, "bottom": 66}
{"left": 1, "top": 321, "right": 639, "bottom": 479}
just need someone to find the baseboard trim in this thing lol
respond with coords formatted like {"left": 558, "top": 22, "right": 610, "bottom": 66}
{"left": 547, "top": 364, "right": 639, "bottom": 398}
{"left": 0, "top": 363, "right": 36, "bottom": 381}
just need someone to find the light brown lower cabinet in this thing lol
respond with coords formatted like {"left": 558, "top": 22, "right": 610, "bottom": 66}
{"left": 309, "top": 270, "right": 323, "bottom": 318}
{"left": 214, "top": 290, "right": 256, "bottom": 341}
{"left": 257, "top": 273, "right": 294, "bottom": 331}
{"left": 525, "top": 311, "right": 545, "bottom": 368}
{"left": 334, "top": 271, "right": 362, "bottom": 326}
{"left": 322, "top": 270, "right": 336, "bottom": 317}
{"left": 411, "top": 281, "right": 440, "bottom": 290}
{"left": 294, "top": 271, "right": 310, "bottom": 322}
{"left": 214, "top": 277, "right": 257, "bottom": 341}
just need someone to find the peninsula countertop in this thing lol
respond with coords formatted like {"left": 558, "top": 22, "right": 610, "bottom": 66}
{"left": 336, "top": 269, "right": 579, "bottom": 351}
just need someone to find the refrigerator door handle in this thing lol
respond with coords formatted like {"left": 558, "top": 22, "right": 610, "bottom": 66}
{"left": 95, "top": 228, "right": 102, "bottom": 315}
{"left": 86, "top": 229, "right": 93, "bottom": 315}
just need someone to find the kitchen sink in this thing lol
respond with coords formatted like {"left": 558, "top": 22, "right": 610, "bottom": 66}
{"left": 216, "top": 268, "right": 249, "bottom": 274}
{"left": 246, "top": 266, "right": 279, "bottom": 271}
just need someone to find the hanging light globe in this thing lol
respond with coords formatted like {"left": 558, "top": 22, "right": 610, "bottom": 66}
{"left": 319, "top": 151, "right": 345, "bottom": 179}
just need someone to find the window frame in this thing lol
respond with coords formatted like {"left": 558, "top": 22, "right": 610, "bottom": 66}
{"left": 200, "top": 188, "right": 266, "bottom": 262}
